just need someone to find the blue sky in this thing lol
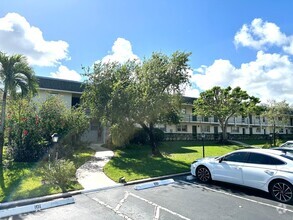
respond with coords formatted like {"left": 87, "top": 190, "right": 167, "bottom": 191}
{"left": 1, "top": 0, "right": 293, "bottom": 103}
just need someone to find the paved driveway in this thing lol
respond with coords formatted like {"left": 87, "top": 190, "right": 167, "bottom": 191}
{"left": 8, "top": 175, "right": 293, "bottom": 220}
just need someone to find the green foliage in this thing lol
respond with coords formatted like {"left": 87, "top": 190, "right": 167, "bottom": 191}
{"left": 82, "top": 51, "right": 191, "bottom": 155}
{"left": 6, "top": 99, "right": 46, "bottom": 162}
{"left": 0, "top": 52, "right": 38, "bottom": 165}
{"left": 0, "top": 146, "right": 94, "bottom": 202}
{"left": 130, "top": 128, "right": 149, "bottom": 145}
{"left": 275, "top": 139, "right": 283, "bottom": 147}
{"left": 39, "top": 159, "right": 76, "bottom": 192}
{"left": 194, "top": 86, "right": 260, "bottom": 142}
{"left": 6, "top": 96, "right": 89, "bottom": 162}
{"left": 153, "top": 128, "right": 165, "bottom": 143}
{"left": 130, "top": 128, "right": 165, "bottom": 145}
{"left": 38, "top": 96, "right": 70, "bottom": 141}
{"left": 262, "top": 143, "right": 271, "bottom": 149}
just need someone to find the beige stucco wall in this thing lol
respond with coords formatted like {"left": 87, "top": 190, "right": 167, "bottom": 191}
{"left": 33, "top": 90, "right": 73, "bottom": 109}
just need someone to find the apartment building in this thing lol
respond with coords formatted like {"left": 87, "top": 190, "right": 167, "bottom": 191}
{"left": 163, "top": 97, "right": 293, "bottom": 140}
{"left": 35, "top": 76, "right": 293, "bottom": 142}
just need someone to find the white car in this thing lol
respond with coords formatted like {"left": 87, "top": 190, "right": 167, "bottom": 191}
{"left": 191, "top": 149, "right": 293, "bottom": 203}
{"left": 280, "top": 140, "right": 293, "bottom": 148}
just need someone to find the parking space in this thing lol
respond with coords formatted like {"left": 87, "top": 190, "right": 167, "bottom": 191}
{"left": 7, "top": 175, "right": 293, "bottom": 220}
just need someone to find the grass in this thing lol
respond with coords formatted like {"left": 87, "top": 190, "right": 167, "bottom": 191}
{"left": 104, "top": 141, "right": 243, "bottom": 182}
{"left": 0, "top": 146, "right": 95, "bottom": 203}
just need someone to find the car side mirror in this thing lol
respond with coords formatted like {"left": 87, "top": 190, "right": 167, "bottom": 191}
{"left": 219, "top": 157, "right": 224, "bottom": 163}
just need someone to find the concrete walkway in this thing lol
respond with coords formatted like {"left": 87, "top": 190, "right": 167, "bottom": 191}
{"left": 76, "top": 145, "right": 119, "bottom": 190}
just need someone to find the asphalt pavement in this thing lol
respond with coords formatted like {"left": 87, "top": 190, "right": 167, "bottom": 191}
{"left": 4, "top": 175, "right": 293, "bottom": 220}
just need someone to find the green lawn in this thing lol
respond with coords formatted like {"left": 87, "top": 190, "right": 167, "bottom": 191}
{"left": 104, "top": 141, "right": 243, "bottom": 182}
{"left": 0, "top": 146, "right": 95, "bottom": 203}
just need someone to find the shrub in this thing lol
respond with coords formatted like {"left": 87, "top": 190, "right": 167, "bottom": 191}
{"left": 129, "top": 128, "right": 149, "bottom": 145}
{"left": 129, "top": 128, "right": 165, "bottom": 145}
{"left": 6, "top": 99, "right": 46, "bottom": 162}
{"left": 153, "top": 128, "right": 165, "bottom": 143}
{"left": 6, "top": 96, "right": 89, "bottom": 162}
{"left": 275, "top": 139, "right": 283, "bottom": 147}
{"left": 39, "top": 159, "right": 76, "bottom": 192}
{"left": 262, "top": 143, "right": 271, "bottom": 149}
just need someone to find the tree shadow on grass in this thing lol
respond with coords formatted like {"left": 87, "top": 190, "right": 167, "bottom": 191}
{"left": 106, "top": 154, "right": 190, "bottom": 182}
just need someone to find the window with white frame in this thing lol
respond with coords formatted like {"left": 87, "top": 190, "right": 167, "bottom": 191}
{"left": 177, "top": 124, "right": 187, "bottom": 132}
{"left": 256, "top": 127, "right": 261, "bottom": 133}
{"left": 201, "top": 125, "right": 210, "bottom": 133}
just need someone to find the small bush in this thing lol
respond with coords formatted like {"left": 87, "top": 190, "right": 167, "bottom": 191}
{"left": 129, "top": 128, "right": 165, "bottom": 145}
{"left": 130, "top": 128, "right": 149, "bottom": 145}
{"left": 39, "top": 159, "right": 76, "bottom": 192}
{"left": 275, "top": 139, "right": 283, "bottom": 147}
{"left": 153, "top": 128, "right": 165, "bottom": 143}
{"left": 262, "top": 143, "right": 271, "bottom": 149}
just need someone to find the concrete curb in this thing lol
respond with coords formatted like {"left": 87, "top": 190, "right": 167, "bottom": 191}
{"left": 0, "top": 171, "right": 190, "bottom": 210}
{"left": 124, "top": 171, "right": 190, "bottom": 186}
{"left": 0, "top": 184, "right": 123, "bottom": 210}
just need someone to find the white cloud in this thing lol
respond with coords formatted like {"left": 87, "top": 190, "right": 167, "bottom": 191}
{"left": 101, "top": 38, "right": 139, "bottom": 63}
{"left": 234, "top": 18, "right": 287, "bottom": 50}
{"left": 192, "top": 51, "right": 293, "bottom": 103}
{"left": 50, "top": 65, "right": 81, "bottom": 81}
{"left": 0, "top": 13, "right": 69, "bottom": 66}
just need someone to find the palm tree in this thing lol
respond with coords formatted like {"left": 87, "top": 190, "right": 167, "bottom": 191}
{"left": 0, "top": 52, "right": 38, "bottom": 164}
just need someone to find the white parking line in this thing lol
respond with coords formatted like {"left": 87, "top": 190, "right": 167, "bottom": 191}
{"left": 154, "top": 206, "right": 160, "bottom": 220}
{"left": 90, "top": 196, "right": 133, "bottom": 220}
{"left": 128, "top": 192, "right": 191, "bottom": 220}
{"left": 115, "top": 191, "right": 129, "bottom": 212}
{"left": 179, "top": 180, "right": 293, "bottom": 214}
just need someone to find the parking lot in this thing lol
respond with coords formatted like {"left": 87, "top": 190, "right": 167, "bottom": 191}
{"left": 5, "top": 175, "right": 293, "bottom": 220}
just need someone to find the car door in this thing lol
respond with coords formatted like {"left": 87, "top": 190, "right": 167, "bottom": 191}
{"left": 241, "top": 153, "right": 282, "bottom": 190}
{"left": 212, "top": 152, "right": 249, "bottom": 185}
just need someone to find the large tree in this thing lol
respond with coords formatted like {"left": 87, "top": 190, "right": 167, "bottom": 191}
{"left": 261, "top": 100, "right": 291, "bottom": 146}
{"left": 0, "top": 52, "right": 38, "bottom": 164}
{"left": 83, "top": 51, "right": 191, "bottom": 156}
{"left": 193, "top": 86, "right": 260, "bottom": 142}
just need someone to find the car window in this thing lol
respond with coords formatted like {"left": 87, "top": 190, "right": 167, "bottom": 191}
{"left": 281, "top": 153, "right": 293, "bottom": 161}
{"left": 222, "top": 152, "right": 249, "bottom": 163}
{"left": 247, "top": 153, "right": 285, "bottom": 165}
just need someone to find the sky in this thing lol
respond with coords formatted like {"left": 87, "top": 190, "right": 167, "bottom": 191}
{"left": 0, "top": 0, "right": 293, "bottom": 103}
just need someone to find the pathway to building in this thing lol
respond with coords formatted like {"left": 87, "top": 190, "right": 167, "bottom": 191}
{"left": 76, "top": 144, "right": 119, "bottom": 190}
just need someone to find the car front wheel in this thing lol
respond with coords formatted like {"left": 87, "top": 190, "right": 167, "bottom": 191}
{"left": 269, "top": 180, "right": 293, "bottom": 204}
{"left": 196, "top": 166, "right": 211, "bottom": 183}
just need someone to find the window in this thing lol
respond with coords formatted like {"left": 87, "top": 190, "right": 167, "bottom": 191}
{"left": 281, "top": 153, "right": 293, "bottom": 161}
{"left": 201, "top": 125, "right": 210, "bottom": 133}
{"left": 256, "top": 127, "right": 261, "bottom": 133}
{"left": 203, "top": 116, "right": 209, "bottom": 122}
{"left": 222, "top": 152, "right": 249, "bottom": 163}
{"left": 231, "top": 127, "right": 239, "bottom": 133}
{"left": 181, "top": 108, "right": 186, "bottom": 114}
{"left": 177, "top": 124, "right": 187, "bottom": 132}
{"left": 247, "top": 153, "right": 285, "bottom": 165}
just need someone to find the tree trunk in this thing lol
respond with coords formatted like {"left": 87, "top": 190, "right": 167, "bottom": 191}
{"left": 0, "top": 90, "right": 7, "bottom": 165}
{"left": 220, "top": 120, "right": 228, "bottom": 143}
{"left": 139, "top": 122, "right": 162, "bottom": 157}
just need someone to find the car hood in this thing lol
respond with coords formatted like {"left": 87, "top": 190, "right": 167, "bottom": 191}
{"left": 193, "top": 156, "right": 219, "bottom": 164}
